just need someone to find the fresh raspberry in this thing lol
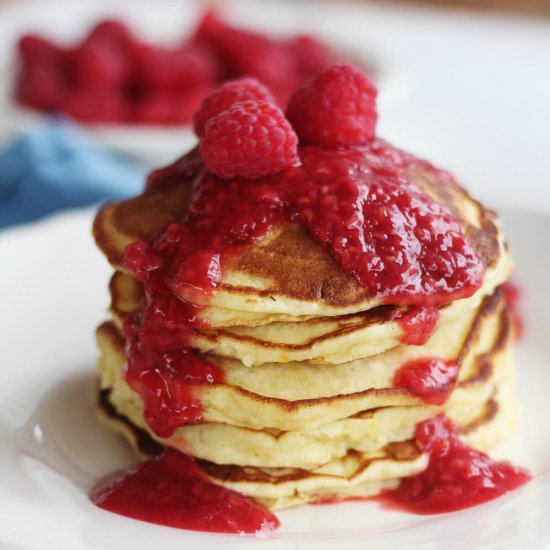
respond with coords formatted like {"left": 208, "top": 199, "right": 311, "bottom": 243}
{"left": 17, "top": 34, "right": 68, "bottom": 110}
{"left": 193, "top": 77, "right": 274, "bottom": 136}
{"left": 134, "top": 84, "right": 211, "bottom": 125}
{"left": 18, "top": 34, "right": 62, "bottom": 65}
{"left": 200, "top": 100, "right": 298, "bottom": 179}
{"left": 288, "top": 35, "right": 337, "bottom": 78}
{"left": 86, "top": 19, "right": 133, "bottom": 49}
{"left": 17, "top": 65, "right": 66, "bottom": 110}
{"left": 193, "top": 11, "right": 295, "bottom": 106}
{"left": 286, "top": 65, "right": 377, "bottom": 149}
{"left": 133, "top": 44, "right": 216, "bottom": 91}
{"left": 71, "top": 42, "right": 130, "bottom": 90}
{"left": 63, "top": 89, "right": 129, "bottom": 123}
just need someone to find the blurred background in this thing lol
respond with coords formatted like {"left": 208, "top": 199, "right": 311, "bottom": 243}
{"left": 368, "top": 0, "right": 550, "bottom": 17}
{"left": 0, "top": 0, "right": 549, "bottom": 229}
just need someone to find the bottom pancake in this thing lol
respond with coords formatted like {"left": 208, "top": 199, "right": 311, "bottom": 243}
{"left": 98, "top": 370, "right": 514, "bottom": 510}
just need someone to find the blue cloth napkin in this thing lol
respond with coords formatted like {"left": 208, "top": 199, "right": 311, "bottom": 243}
{"left": 0, "top": 120, "right": 146, "bottom": 229}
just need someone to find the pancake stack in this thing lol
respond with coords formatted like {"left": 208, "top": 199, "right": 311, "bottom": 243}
{"left": 93, "top": 157, "right": 517, "bottom": 510}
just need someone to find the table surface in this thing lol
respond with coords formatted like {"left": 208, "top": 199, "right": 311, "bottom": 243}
{"left": 1, "top": 0, "right": 550, "bottom": 17}
{"left": 367, "top": 0, "right": 550, "bottom": 17}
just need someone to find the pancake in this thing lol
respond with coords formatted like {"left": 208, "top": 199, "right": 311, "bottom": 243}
{"left": 93, "top": 162, "right": 507, "bottom": 326}
{"left": 98, "top": 370, "right": 513, "bottom": 510}
{"left": 200, "top": 385, "right": 514, "bottom": 511}
{"left": 109, "top": 265, "right": 509, "bottom": 366}
{"left": 97, "top": 289, "right": 512, "bottom": 469}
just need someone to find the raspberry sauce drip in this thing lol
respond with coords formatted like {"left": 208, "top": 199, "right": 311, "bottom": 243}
{"left": 393, "top": 358, "right": 458, "bottom": 405}
{"left": 392, "top": 306, "right": 439, "bottom": 345}
{"left": 92, "top": 449, "right": 279, "bottom": 535}
{"left": 123, "top": 140, "right": 485, "bottom": 440}
{"left": 383, "top": 414, "right": 531, "bottom": 514}
{"left": 289, "top": 145, "right": 484, "bottom": 304}
{"left": 123, "top": 174, "right": 287, "bottom": 438}
{"left": 121, "top": 259, "right": 225, "bottom": 438}
{"left": 502, "top": 281, "right": 524, "bottom": 341}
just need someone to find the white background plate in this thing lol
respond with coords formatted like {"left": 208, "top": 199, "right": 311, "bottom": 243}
{"left": 1, "top": 0, "right": 550, "bottom": 549}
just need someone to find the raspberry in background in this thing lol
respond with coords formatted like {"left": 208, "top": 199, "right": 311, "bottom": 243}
{"left": 132, "top": 43, "right": 217, "bottom": 91}
{"left": 18, "top": 35, "right": 62, "bottom": 65}
{"left": 15, "top": 12, "right": 357, "bottom": 126}
{"left": 200, "top": 100, "right": 298, "bottom": 179}
{"left": 17, "top": 35, "right": 67, "bottom": 110}
{"left": 286, "top": 65, "right": 377, "bottom": 148}
{"left": 287, "top": 35, "right": 338, "bottom": 78}
{"left": 193, "top": 78, "right": 274, "bottom": 136}
{"left": 71, "top": 42, "right": 130, "bottom": 90}
{"left": 17, "top": 65, "right": 67, "bottom": 111}
{"left": 70, "top": 20, "right": 134, "bottom": 91}
{"left": 135, "top": 85, "right": 211, "bottom": 125}
{"left": 215, "top": 29, "right": 295, "bottom": 105}
{"left": 192, "top": 10, "right": 344, "bottom": 105}
{"left": 63, "top": 89, "right": 129, "bottom": 123}
{"left": 86, "top": 19, "right": 134, "bottom": 49}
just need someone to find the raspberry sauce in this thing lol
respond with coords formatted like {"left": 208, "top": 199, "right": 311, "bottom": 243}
{"left": 392, "top": 306, "right": 439, "bottom": 345}
{"left": 123, "top": 140, "right": 485, "bottom": 439}
{"left": 92, "top": 449, "right": 279, "bottom": 535}
{"left": 381, "top": 414, "right": 531, "bottom": 514}
{"left": 393, "top": 358, "right": 459, "bottom": 405}
{"left": 122, "top": 249, "right": 225, "bottom": 438}
{"left": 502, "top": 281, "right": 524, "bottom": 341}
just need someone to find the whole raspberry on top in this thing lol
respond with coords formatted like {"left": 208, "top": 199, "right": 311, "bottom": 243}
{"left": 200, "top": 100, "right": 298, "bottom": 180}
{"left": 286, "top": 65, "right": 377, "bottom": 149}
{"left": 193, "top": 78, "right": 274, "bottom": 137}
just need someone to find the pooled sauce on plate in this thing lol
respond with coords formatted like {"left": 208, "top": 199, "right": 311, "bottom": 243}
{"left": 378, "top": 414, "right": 531, "bottom": 514}
{"left": 92, "top": 449, "right": 279, "bottom": 534}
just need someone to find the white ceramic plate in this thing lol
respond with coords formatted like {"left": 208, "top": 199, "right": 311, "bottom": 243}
{"left": 0, "top": 205, "right": 548, "bottom": 550}
{"left": 1, "top": 1, "right": 550, "bottom": 548}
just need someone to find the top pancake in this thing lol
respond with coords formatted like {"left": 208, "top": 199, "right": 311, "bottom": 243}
{"left": 94, "top": 162, "right": 507, "bottom": 325}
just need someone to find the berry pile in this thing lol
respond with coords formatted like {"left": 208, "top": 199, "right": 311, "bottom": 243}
{"left": 15, "top": 12, "right": 351, "bottom": 125}
{"left": 196, "top": 66, "right": 378, "bottom": 180}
